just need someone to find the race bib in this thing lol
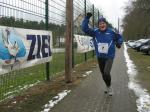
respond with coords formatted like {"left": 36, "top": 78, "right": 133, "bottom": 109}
{"left": 98, "top": 43, "right": 109, "bottom": 54}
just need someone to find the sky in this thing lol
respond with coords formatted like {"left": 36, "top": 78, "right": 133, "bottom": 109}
{"left": 89, "top": 0, "right": 130, "bottom": 29}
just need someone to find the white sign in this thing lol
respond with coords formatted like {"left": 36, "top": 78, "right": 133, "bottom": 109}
{"left": 74, "top": 35, "right": 94, "bottom": 53}
{"left": 0, "top": 26, "right": 52, "bottom": 75}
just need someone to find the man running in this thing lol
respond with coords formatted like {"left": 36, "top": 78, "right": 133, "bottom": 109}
{"left": 82, "top": 12, "right": 123, "bottom": 96}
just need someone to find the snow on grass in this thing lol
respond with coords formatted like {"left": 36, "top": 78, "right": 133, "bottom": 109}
{"left": 124, "top": 43, "right": 150, "bottom": 112}
{"left": 82, "top": 70, "right": 93, "bottom": 77}
{"left": 0, "top": 80, "right": 41, "bottom": 103}
{"left": 41, "top": 90, "right": 71, "bottom": 112}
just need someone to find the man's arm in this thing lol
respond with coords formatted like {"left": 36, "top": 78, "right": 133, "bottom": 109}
{"left": 114, "top": 33, "right": 123, "bottom": 49}
{"left": 116, "top": 34, "right": 123, "bottom": 48}
{"left": 81, "top": 13, "right": 95, "bottom": 37}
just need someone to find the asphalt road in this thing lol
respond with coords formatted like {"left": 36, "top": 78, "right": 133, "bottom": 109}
{"left": 51, "top": 48, "right": 137, "bottom": 112}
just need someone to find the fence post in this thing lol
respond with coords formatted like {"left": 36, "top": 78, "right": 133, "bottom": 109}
{"left": 98, "top": 10, "right": 100, "bottom": 26}
{"left": 118, "top": 18, "right": 120, "bottom": 33}
{"left": 65, "top": 0, "right": 73, "bottom": 83}
{"left": 45, "top": 0, "right": 50, "bottom": 81}
{"left": 92, "top": 4, "right": 95, "bottom": 28}
{"left": 92, "top": 4, "right": 95, "bottom": 57}
{"left": 72, "top": 36, "right": 74, "bottom": 68}
{"left": 84, "top": 0, "right": 87, "bottom": 62}
{"left": 72, "top": 4, "right": 74, "bottom": 68}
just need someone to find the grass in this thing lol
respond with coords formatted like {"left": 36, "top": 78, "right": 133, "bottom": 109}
{"left": 0, "top": 64, "right": 46, "bottom": 102}
{"left": 0, "top": 51, "right": 94, "bottom": 102}
{"left": 0, "top": 59, "right": 97, "bottom": 112}
{"left": 128, "top": 48, "right": 150, "bottom": 92}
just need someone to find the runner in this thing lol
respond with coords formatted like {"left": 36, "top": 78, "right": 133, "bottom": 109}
{"left": 82, "top": 12, "right": 123, "bottom": 96}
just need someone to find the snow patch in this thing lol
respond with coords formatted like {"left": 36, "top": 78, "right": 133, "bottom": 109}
{"left": 85, "top": 71, "right": 93, "bottom": 75}
{"left": 41, "top": 90, "right": 71, "bottom": 112}
{"left": 82, "top": 70, "right": 93, "bottom": 77}
{"left": 1, "top": 80, "right": 41, "bottom": 102}
{"left": 124, "top": 43, "right": 150, "bottom": 112}
{"left": 12, "top": 101, "right": 17, "bottom": 104}
{"left": 82, "top": 74, "right": 87, "bottom": 77}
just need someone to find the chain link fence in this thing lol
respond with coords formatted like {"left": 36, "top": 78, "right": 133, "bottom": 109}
{"left": 0, "top": 0, "right": 100, "bottom": 102}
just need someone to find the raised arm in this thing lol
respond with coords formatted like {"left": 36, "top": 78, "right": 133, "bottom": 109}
{"left": 81, "top": 13, "right": 95, "bottom": 37}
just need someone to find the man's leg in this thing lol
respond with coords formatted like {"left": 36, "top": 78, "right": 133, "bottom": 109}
{"left": 97, "top": 57, "right": 105, "bottom": 75}
{"left": 103, "top": 58, "right": 114, "bottom": 95}
{"left": 97, "top": 58, "right": 110, "bottom": 87}
{"left": 104, "top": 58, "right": 113, "bottom": 87}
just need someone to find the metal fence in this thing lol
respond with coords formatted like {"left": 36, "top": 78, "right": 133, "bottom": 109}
{"left": 0, "top": 0, "right": 100, "bottom": 102}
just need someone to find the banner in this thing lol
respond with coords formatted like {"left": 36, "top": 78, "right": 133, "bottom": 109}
{"left": 74, "top": 35, "right": 94, "bottom": 53}
{"left": 0, "top": 26, "right": 52, "bottom": 74}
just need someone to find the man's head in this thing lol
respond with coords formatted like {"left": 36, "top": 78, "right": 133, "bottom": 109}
{"left": 98, "top": 17, "right": 107, "bottom": 31}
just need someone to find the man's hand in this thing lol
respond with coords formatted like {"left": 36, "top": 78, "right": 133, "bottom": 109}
{"left": 87, "top": 12, "right": 92, "bottom": 19}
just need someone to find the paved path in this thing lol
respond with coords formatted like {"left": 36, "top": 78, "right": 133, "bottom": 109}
{"left": 51, "top": 48, "right": 137, "bottom": 112}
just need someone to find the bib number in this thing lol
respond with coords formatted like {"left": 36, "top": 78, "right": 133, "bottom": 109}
{"left": 98, "top": 43, "right": 109, "bottom": 54}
